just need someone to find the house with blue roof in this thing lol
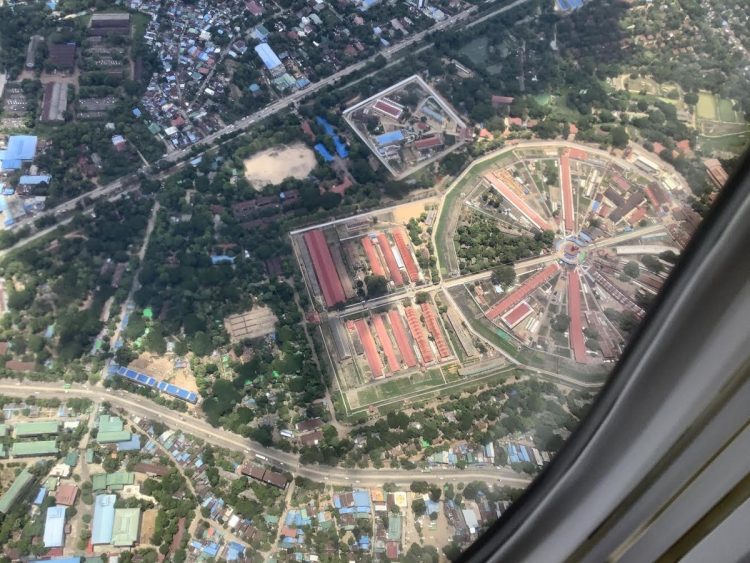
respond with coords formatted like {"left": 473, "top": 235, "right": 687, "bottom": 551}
{"left": 19, "top": 175, "right": 51, "bottom": 187}
{"left": 375, "top": 130, "right": 404, "bottom": 147}
{"left": 116, "top": 434, "right": 142, "bottom": 452}
{"left": 0, "top": 135, "right": 38, "bottom": 171}
{"left": 92, "top": 494, "right": 116, "bottom": 544}
{"left": 43, "top": 505, "right": 66, "bottom": 547}
{"left": 314, "top": 143, "right": 334, "bottom": 162}
{"left": 33, "top": 486, "right": 47, "bottom": 505}
{"left": 255, "top": 43, "right": 283, "bottom": 73}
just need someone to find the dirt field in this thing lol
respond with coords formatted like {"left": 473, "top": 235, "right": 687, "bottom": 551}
{"left": 243, "top": 144, "right": 317, "bottom": 188}
{"left": 130, "top": 353, "right": 198, "bottom": 393}
{"left": 224, "top": 306, "right": 278, "bottom": 342}
{"left": 389, "top": 197, "right": 440, "bottom": 224}
{"left": 140, "top": 508, "right": 158, "bottom": 544}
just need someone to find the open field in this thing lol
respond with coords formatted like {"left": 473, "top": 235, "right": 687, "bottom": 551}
{"left": 129, "top": 354, "right": 198, "bottom": 393}
{"left": 697, "top": 92, "right": 718, "bottom": 120}
{"left": 354, "top": 364, "right": 514, "bottom": 414}
{"left": 224, "top": 306, "right": 278, "bottom": 342}
{"left": 243, "top": 144, "right": 316, "bottom": 188}
{"left": 698, "top": 132, "right": 750, "bottom": 155}
{"left": 717, "top": 97, "right": 742, "bottom": 123}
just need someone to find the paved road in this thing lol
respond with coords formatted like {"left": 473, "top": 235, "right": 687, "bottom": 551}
{"left": 6, "top": 0, "right": 534, "bottom": 245}
{"left": 0, "top": 382, "right": 532, "bottom": 488}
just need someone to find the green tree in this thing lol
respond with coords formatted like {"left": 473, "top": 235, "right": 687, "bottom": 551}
{"left": 411, "top": 498, "right": 427, "bottom": 517}
{"left": 611, "top": 126, "right": 629, "bottom": 148}
{"left": 365, "top": 275, "right": 388, "bottom": 298}
{"left": 491, "top": 265, "right": 516, "bottom": 289}
{"left": 623, "top": 261, "right": 640, "bottom": 278}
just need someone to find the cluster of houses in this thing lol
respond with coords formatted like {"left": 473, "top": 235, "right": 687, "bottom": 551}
{"left": 136, "top": 0, "right": 247, "bottom": 148}
{"left": 0, "top": 135, "right": 49, "bottom": 228}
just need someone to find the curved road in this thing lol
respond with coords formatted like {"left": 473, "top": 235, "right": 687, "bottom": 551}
{"left": 0, "top": 382, "right": 532, "bottom": 488}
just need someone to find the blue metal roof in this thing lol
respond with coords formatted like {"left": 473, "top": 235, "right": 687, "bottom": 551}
{"left": 116, "top": 435, "right": 142, "bottom": 452}
{"left": 43, "top": 505, "right": 66, "bottom": 547}
{"left": 375, "top": 130, "right": 404, "bottom": 146}
{"left": 314, "top": 144, "right": 334, "bottom": 162}
{"left": 34, "top": 487, "right": 47, "bottom": 505}
{"left": 4, "top": 135, "right": 38, "bottom": 161}
{"left": 19, "top": 175, "right": 51, "bottom": 185}
{"left": 110, "top": 363, "right": 197, "bottom": 403}
{"left": 254, "top": 43, "right": 282, "bottom": 70}
{"left": 92, "top": 494, "right": 116, "bottom": 544}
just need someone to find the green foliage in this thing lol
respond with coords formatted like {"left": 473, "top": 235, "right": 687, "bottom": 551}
{"left": 454, "top": 219, "right": 552, "bottom": 274}
{"left": 365, "top": 275, "right": 388, "bottom": 298}
{"left": 490, "top": 265, "right": 516, "bottom": 289}
{"left": 623, "top": 261, "right": 640, "bottom": 279}
{"left": 641, "top": 254, "right": 664, "bottom": 274}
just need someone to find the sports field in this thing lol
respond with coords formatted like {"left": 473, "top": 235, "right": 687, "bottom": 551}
{"left": 697, "top": 92, "right": 717, "bottom": 120}
{"left": 697, "top": 93, "right": 743, "bottom": 123}
{"left": 699, "top": 132, "right": 750, "bottom": 155}
{"left": 354, "top": 366, "right": 461, "bottom": 410}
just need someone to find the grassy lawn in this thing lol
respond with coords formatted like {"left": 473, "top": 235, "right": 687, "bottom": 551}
{"left": 717, "top": 98, "right": 742, "bottom": 123}
{"left": 534, "top": 94, "right": 551, "bottom": 106}
{"left": 458, "top": 36, "right": 490, "bottom": 67}
{"left": 697, "top": 92, "right": 718, "bottom": 120}
{"left": 356, "top": 369, "right": 446, "bottom": 408}
{"left": 699, "top": 133, "right": 750, "bottom": 155}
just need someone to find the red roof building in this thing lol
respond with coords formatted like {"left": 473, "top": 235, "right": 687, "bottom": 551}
{"left": 420, "top": 303, "right": 451, "bottom": 358}
{"left": 491, "top": 95, "right": 514, "bottom": 106}
{"left": 377, "top": 233, "right": 404, "bottom": 286}
{"left": 704, "top": 158, "right": 728, "bottom": 189}
{"left": 372, "top": 314, "right": 400, "bottom": 373}
{"left": 404, "top": 306, "right": 434, "bottom": 364}
{"left": 300, "top": 120, "right": 315, "bottom": 140}
{"left": 362, "top": 236, "right": 386, "bottom": 278}
{"left": 486, "top": 264, "right": 559, "bottom": 321}
{"left": 303, "top": 229, "right": 346, "bottom": 307}
{"left": 245, "top": 0, "right": 264, "bottom": 15}
{"left": 484, "top": 173, "right": 551, "bottom": 231}
{"left": 354, "top": 319, "right": 384, "bottom": 378}
{"left": 502, "top": 301, "right": 533, "bottom": 328}
{"left": 55, "top": 483, "right": 78, "bottom": 506}
{"left": 568, "top": 147, "right": 587, "bottom": 160}
{"left": 373, "top": 98, "right": 404, "bottom": 120}
{"left": 388, "top": 310, "right": 418, "bottom": 368}
{"left": 393, "top": 229, "right": 419, "bottom": 283}
{"left": 414, "top": 135, "right": 443, "bottom": 151}
{"left": 567, "top": 270, "right": 587, "bottom": 363}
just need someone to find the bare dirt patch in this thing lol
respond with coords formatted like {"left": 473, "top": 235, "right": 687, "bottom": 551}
{"left": 139, "top": 508, "right": 158, "bottom": 544}
{"left": 243, "top": 143, "right": 317, "bottom": 188}
{"left": 129, "top": 353, "right": 198, "bottom": 393}
{"left": 389, "top": 197, "right": 439, "bottom": 224}
{"left": 224, "top": 306, "right": 278, "bottom": 342}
